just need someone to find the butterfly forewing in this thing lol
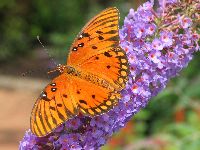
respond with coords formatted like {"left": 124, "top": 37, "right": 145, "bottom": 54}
{"left": 67, "top": 7, "right": 119, "bottom": 66}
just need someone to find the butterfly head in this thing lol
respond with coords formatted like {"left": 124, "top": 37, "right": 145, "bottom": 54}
{"left": 56, "top": 64, "right": 66, "bottom": 73}
{"left": 47, "top": 64, "right": 66, "bottom": 74}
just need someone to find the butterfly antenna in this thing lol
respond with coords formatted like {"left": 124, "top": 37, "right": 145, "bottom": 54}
{"left": 21, "top": 70, "right": 34, "bottom": 77}
{"left": 37, "top": 35, "right": 57, "bottom": 67}
{"left": 21, "top": 68, "right": 47, "bottom": 77}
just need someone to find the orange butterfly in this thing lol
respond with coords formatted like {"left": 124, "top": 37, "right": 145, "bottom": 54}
{"left": 30, "top": 7, "right": 129, "bottom": 137}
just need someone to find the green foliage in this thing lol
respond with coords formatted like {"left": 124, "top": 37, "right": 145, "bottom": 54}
{"left": 0, "top": 0, "right": 131, "bottom": 63}
{"left": 0, "top": 0, "right": 144, "bottom": 62}
{"left": 0, "top": 0, "right": 91, "bottom": 61}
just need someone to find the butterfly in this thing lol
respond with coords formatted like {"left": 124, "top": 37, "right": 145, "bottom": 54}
{"left": 30, "top": 7, "right": 129, "bottom": 137}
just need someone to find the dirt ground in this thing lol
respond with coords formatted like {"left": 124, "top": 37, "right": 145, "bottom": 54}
{"left": 0, "top": 75, "right": 48, "bottom": 150}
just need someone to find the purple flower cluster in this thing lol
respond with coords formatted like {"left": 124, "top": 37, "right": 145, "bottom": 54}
{"left": 19, "top": 0, "right": 199, "bottom": 149}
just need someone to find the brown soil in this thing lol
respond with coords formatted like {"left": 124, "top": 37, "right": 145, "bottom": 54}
{"left": 0, "top": 75, "right": 48, "bottom": 150}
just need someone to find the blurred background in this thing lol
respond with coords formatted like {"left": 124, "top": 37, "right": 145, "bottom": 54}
{"left": 0, "top": 0, "right": 200, "bottom": 150}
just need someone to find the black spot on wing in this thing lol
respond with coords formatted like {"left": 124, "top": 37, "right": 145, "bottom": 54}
{"left": 50, "top": 83, "right": 56, "bottom": 86}
{"left": 78, "top": 43, "right": 84, "bottom": 47}
{"left": 104, "top": 52, "right": 112, "bottom": 57}
{"left": 107, "top": 65, "right": 111, "bottom": 69}
{"left": 79, "top": 100, "right": 87, "bottom": 105}
{"left": 72, "top": 47, "right": 78, "bottom": 51}
{"left": 98, "top": 36, "right": 104, "bottom": 40}
{"left": 82, "top": 32, "right": 90, "bottom": 37}
{"left": 96, "top": 30, "right": 103, "bottom": 34}
{"left": 57, "top": 104, "right": 62, "bottom": 107}
{"left": 77, "top": 90, "right": 80, "bottom": 94}
{"left": 51, "top": 88, "right": 57, "bottom": 92}
{"left": 41, "top": 91, "right": 51, "bottom": 102}
{"left": 92, "top": 46, "right": 98, "bottom": 49}
{"left": 63, "top": 94, "right": 67, "bottom": 98}
{"left": 78, "top": 32, "right": 90, "bottom": 40}
{"left": 50, "top": 106, "right": 56, "bottom": 111}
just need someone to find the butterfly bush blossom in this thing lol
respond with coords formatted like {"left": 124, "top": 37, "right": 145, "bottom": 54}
{"left": 20, "top": 0, "right": 199, "bottom": 149}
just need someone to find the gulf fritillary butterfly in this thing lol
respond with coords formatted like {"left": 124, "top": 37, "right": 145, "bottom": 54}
{"left": 30, "top": 7, "right": 129, "bottom": 137}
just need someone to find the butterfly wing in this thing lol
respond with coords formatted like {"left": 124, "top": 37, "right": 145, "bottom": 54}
{"left": 31, "top": 71, "right": 121, "bottom": 137}
{"left": 30, "top": 74, "right": 79, "bottom": 137}
{"left": 67, "top": 7, "right": 120, "bottom": 66}
{"left": 69, "top": 74, "right": 121, "bottom": 116}
{"left": 78, "top": 46, "right": 129, "bottom": 89}
{"left": 67, "top": 7, "right": 129, "bottom": 115}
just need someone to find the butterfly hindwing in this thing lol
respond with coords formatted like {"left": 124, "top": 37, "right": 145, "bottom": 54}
{"left": 69, "top": 75, "right": 120, "bottom": 116}
{"left": 78, "top": 46, "right": 129, "bottom": 90}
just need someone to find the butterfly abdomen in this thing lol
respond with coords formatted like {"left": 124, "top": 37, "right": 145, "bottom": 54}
{"left": 81, "top": 73, "right": 116, "bottom": 91}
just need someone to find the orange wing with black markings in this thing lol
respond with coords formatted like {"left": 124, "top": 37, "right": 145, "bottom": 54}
{"left": 30, "top": 74, "right": 78, "bottom": 136}
{"left": 30, "top": 7, "right": 129, "bottom": 137}
{"left": 67, "top": 7, "right": 120, "bottom": 66}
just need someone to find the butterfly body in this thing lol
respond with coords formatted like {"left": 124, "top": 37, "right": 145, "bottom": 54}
{"left": 31, "top": 7, "right": 129, "bottom": 137}
{"left": 52, "top": 64, "right": 120, "bottom": 91}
